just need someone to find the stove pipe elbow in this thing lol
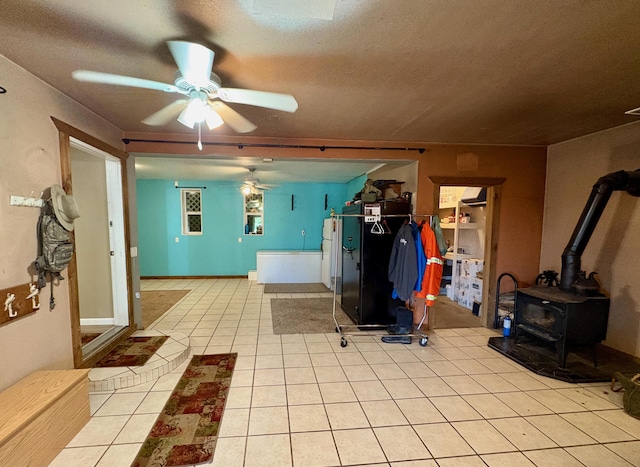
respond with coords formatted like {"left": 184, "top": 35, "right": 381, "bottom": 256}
{"left": 560, "top": 169, "right": 640, "bottom": 292}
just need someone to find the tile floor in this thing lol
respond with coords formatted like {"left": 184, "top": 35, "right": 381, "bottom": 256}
{"left": 49, "top": 278, "right": 640, "bottom": 466}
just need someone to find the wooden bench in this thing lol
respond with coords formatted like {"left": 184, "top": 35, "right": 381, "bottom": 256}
{"left": 0, "top": 369, "right": 90, "bottom": 467}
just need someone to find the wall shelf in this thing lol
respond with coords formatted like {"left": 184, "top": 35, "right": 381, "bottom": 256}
{"left": 440, "top": 222, "right": 477, "bottom": 230}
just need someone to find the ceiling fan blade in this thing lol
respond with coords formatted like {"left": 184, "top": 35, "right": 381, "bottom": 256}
{"left": 72, "top": 70, "right": 183, "bottom": 93}
{"left": 217, "top": 88, "right": 299, "bottom": 113}
{"left": 167, "top": 41, "right": 214, "bottom": 88}
{"left": 210, "top": 101, "right": 257, "bottom": 133}
{"left": 141, "top": 100, "right": 189, "bottom": 126}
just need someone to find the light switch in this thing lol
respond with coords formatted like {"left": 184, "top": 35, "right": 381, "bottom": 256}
{"left": 238, "top": 237, "right": 242, "bottom": 243}
{"left": 175, "top": 237, "right": 180, "bottom": 243}
{"left": 130, "top": 246, "right": 138, "bottom": 257}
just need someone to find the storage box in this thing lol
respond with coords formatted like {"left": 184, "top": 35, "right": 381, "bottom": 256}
{"left": 461, "top": 259, "right": 484, "bottom": 278}
{"left": 470, "top": 278, "right": 483, "bottom": 303}
{"left": 457, "top": 293, "right": 472, "bottom": 310}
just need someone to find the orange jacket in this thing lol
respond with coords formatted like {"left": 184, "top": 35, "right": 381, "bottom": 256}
{"left": 415, "top": 223, "right": 444, "bottom": 306}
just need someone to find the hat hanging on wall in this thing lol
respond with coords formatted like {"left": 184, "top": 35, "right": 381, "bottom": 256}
{"left": 50, "top": 185, "right": 80, "bottom": 231}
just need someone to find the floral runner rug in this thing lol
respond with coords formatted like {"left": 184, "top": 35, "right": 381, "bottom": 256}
{"left": 81, "top": 332, "right": 102, "bottom": 345}
{"left": 132, "top": 353, "right": 238, "bottom": 467}
{"left": 93, "top": 336, "right": 169, "bottom": 367}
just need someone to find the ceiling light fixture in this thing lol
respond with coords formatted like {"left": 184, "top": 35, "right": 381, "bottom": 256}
{"left": 175, "top": 93, "right": 225, "bottom": 151}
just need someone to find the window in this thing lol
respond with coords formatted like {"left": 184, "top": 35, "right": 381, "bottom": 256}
{"left": 181, "top": 189, "right": 202, "bottom": 235}
{"left": 243, "top": 190, "right": 264, "bottom": 235}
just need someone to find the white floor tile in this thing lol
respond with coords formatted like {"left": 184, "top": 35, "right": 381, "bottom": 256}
{"left": 413, "top": 422, "right": 475, "bottom": 458}
{"left": 375, "top": 425, "right": 432, "bottom": 461}
{"left": 67, "top": 415, "right": 130, "bottom": 447}
{"left": 564, "top": 444, "right": 634, "bottom": 467}
{"left": 333, "top": 428, "right": 387, "bottom": 465}
{"left": 325, "top": 401, "right": 370, "bottom": 429}
{"left": 55, "top": 279, "right": 640, "bottom": 467}
{"left": 451, "top": 420, "right": 517, "bottom": 454}
{"left": 49, "top": 446, "right": 108, "bottom": 467}
{"left": 113, "top": 413, "right": 158, "bottom": 444}
{"left": 291, "top": 431, "right": 341, "bottom": 467}
{"left": 288, "top": 403, "right": 331, "bottom": 432}
{"left": 245, "top": 434, "right": 292, "bottom": 466}
{"left": 95, "top": 443, "right": 141, "bottom": 467}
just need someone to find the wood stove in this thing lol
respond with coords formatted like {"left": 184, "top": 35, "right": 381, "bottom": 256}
{"left": 514, "top": 286, "right": 609, "bottom": 367}
{"left": 492, "top": 169, "right": 639, "bottom": 376}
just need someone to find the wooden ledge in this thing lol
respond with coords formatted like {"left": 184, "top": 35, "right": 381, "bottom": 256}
{"left": 0, "top": 369, "right": 90, "bottom": 466}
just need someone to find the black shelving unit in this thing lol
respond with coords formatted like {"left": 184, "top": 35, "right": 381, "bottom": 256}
{"left": 340, "top": 201, "right": 410, "bottom": 325}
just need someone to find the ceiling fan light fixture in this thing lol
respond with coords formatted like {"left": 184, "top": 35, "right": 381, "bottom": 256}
{"left": 204, "top": 106, "right": 224, "bottom": 130}
{"left": 72, "top": 41, "right": 297, "bottom": 134}
{"left": 241, "top": 185, "right": 252, "bottom": 195}
{"left": 177, "top": 98, "right": 206, "bottom": 128}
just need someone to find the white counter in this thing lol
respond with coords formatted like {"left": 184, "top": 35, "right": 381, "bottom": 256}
{"left": 256, "top": 250, "right": 322, "bottom": 284}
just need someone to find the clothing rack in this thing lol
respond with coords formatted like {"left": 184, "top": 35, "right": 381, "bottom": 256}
{"left": 329, "top": 210, "right": 435, "bottom": 347}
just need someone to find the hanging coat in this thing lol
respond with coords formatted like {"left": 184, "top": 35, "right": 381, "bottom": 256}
{"left": 415, "top": 222, "right": 444, "bottom": 306}
{"left": 411, "top": 221, "right": 427, "bottom": 292}
{"left": 388, "top": 223, "right": 418, "bottom": 302}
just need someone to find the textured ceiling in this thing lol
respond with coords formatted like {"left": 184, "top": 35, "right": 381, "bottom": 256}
{"left": 2, "top": 0, "right": 640, "bottom": 157}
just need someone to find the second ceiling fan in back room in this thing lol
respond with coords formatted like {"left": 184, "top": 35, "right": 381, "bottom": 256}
{"left": 72, "top": 40, "right": 299, "bottom": 149}
{"left": 241, "top": 168, "right": 276, "bottom": 194}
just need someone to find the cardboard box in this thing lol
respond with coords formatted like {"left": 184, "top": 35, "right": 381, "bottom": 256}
{"left": 461, "top": 258, "right": 484, "bottom": 278}
{"left": 470, "top": 278, "right": 483, "bottom": 303}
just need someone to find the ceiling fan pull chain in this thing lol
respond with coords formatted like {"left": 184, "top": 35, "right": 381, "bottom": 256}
{"left": 197, "top": 122, "right": 203, "bottom": 151}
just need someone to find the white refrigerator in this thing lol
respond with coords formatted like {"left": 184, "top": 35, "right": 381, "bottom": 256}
{"left": 321, "top": 218, "right": 342, "bottom": 291}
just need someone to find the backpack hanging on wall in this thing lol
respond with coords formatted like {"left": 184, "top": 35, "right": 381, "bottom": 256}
{"left": 33, "top": 190, "right": 76, "bottom": 310}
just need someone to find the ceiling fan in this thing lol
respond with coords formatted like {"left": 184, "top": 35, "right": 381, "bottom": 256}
{"left": 241, "top": 168, "right": 275, "bottom": 194}
{"left": 72, "top": 40, "right": 298, "bottom": 147}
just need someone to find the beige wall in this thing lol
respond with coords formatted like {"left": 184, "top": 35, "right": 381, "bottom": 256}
{"left": 0, "top": 55, "right": 123, "bottom": 391}
{"left": 541, "top": 122, "right": 640, "bottom": 357}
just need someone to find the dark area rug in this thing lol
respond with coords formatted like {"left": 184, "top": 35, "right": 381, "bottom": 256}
{"left": 142, "top": 290, "right": 191, "bottom": 328}
{"left": 488, "top": 335, "right": 640, "bottom": 383}
{"left": 132, "top": 353, "right": 237, "bottom": 467}
{"left": 271, "top": 298, "right": 351, "bottom": 334}
{"left": 93, "top": 336, "right": 169, "bottom": 367}
{"left": 431, "top": 297, "right": 483, "bottom": 328}
{"left": 264, "top": 283, "right": 330, "bottom": 294}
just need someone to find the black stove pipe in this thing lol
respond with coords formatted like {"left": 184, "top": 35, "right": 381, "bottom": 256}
{"left": 560, "top": 169, "right": 640, "bottom": 292}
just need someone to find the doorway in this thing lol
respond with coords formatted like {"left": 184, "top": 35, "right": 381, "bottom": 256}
{"left": 53, "top": 118, "right": 135, "bottom": 367}
{"left": 70, "top": 139, "right": 129, "bottom": 356}
{"left": 429, "top": 177, "right": 504, "bottom": 329}
{"left": 433, "top": 186, "right": 486, "bottom": 328}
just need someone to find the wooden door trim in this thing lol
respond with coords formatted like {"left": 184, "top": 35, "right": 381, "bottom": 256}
{"left": 52, "top": 118, "right": 134, "bottom": 368}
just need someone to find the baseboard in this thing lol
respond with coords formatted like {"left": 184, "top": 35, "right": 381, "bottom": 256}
{"left": 80, "top": 318, "right": 115, "bottom": 326}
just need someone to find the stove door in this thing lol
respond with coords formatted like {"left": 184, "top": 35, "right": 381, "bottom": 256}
{"left": 516, "top": 294, "right": 565, "bottom": 341}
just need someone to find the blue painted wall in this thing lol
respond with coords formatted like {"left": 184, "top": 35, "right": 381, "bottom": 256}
{"left": 137, "top": 179, "right": 351, "bottom": 276}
